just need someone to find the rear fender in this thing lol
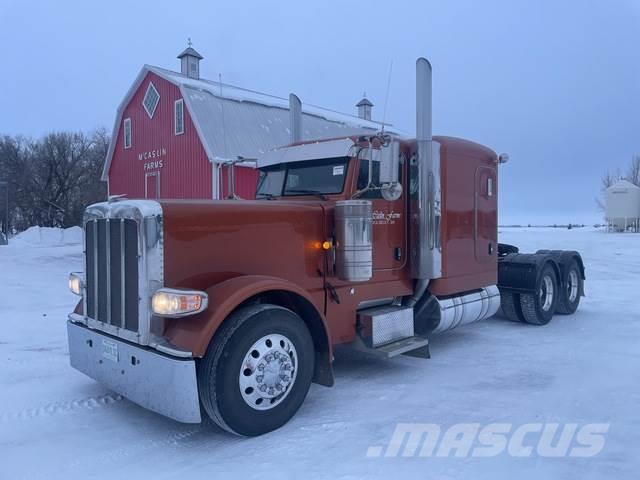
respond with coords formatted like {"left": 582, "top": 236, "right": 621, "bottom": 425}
{"left": 163, "top": 275, "right": 334, "bottom": 386}
{"left": 498, "top": 253, "right": 560, "bottom": 294}
{"left": 536, "top": 249, "right": 586, "bottom": 296}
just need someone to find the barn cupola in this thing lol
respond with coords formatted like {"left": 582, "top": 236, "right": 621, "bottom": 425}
{"left": 177, "top": 39, "right": 204, "bottom": 80}
{"left": 356, "top": 94, "right": 373, "bottom": 121}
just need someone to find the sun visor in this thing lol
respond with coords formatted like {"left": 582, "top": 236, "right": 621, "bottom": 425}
{"left": 257, "top": 138, "right": 356, "bottom": 168}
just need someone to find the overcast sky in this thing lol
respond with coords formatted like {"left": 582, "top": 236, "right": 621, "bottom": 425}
{"left": 1, "top": 0, "right": 638, "bottom": 224}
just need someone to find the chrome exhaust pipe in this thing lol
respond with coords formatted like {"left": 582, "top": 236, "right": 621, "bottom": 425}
{"left": 410, "top": 57, "right": 442, "bottom": 281}
{"left": 416, "top": 58, "right": 432, "bottom": 145}
{"left": 289, "top": 93, "right": 302, "bottom": 143}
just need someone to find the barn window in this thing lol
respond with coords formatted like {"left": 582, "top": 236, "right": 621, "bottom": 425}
{"left": 123, "top": 118, "right": 132, "bottom": 149}
{"left": 174, "top": 99, "right": 184, "bottom": 135}
{"left": 143, "top": 82, "right": 160, "bottom": 119}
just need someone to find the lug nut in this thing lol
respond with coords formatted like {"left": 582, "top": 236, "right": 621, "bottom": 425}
{"left": 256, "top": 375, "right": 264, "bottom": 383}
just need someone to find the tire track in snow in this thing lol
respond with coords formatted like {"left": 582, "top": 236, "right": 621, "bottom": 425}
{"left": 0, "top": 393, "right": 123, "bottom": 423}
{"left": 66, "top": 424, "right": 209, "bottom": 473}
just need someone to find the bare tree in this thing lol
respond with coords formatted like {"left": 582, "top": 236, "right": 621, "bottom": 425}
{"left": 0, "top": 135, "right": 32, "bottom": 230}
{"left": 627, "top": 155, "right": 640, "bottom": 187}
{"left": 596, "top": 169, "right": 621, "bottom": 212}
{"left": 0, "top": 130, "right": 109, "bottom": 231}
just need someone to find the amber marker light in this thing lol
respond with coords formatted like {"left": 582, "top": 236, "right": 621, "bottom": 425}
{"left": 322, "top": 241, "right": 332, "bottom": 250}
{"left": 68, "top": 272, "right": 84, "bottom": 296}
{"left": 151, "top": 288, "right": 208, "bottom": 317}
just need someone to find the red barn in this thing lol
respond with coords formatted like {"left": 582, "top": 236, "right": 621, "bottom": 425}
{"left": 102, "top": 46, "right": 396, "bottom": 200}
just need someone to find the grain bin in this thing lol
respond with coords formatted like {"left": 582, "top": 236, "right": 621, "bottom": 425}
{"left": 606, "top": 179, "right": 640, "bottom": 232}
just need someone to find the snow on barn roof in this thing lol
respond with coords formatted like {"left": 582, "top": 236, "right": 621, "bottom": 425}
{"left": 102, "top": 65, "right": 403, "bottom": 181}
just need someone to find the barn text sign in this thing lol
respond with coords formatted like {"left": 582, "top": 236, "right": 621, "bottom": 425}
{"left": 138, "top": 147, "right": 167, "bottom": 171}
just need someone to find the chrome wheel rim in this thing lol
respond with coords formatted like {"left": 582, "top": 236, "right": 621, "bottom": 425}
{"left": 567, "top": 270, "right": 579, "bottom": 303}
{"left": 239, "top": 334, "right": 298, "bottom": 411}
{"left": 540, "top": 275, "right": 554, "bottom": 312}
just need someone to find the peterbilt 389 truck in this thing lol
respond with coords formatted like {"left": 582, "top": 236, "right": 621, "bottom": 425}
{"left": 67, "top": 58, "right": 585, "bottom": 436}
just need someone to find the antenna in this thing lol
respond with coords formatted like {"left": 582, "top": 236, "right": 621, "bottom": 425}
{"left": 380, "top": 60, "right": 393, "bottom": 134}
{"left": 218, "top": 73, "right": 229, "bottom": 159}
{"left": 219, "top": 73, "right": 232, "bottom": 198}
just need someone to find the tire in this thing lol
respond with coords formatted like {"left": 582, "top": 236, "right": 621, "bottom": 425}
{"left": 498, "top": 243, "right": 519, "bottom": 256}
{"left": 197, "top": 304, "right": 315, "bottom": 437}
{"left": 499, "top": 291, "right": 524, "bottom": 322}
{"left": 556, "top": 259, "right": 582, "bottom": 315}
{"left": 519, "top": 263, "right": 558, "bottom": 325}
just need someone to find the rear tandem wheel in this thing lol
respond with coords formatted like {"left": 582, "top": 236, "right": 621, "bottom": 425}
{"left": 518, "top": 263, "right": 559, "bottom": 325}
{"left": 556, "top": 259, "right": 583, "bottom": 315}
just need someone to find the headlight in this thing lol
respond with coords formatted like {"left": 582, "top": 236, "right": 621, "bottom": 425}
{"left": 68, "top": 272, "right": 84, "bottom": 296}
{"left": 151, "top": 288, "right": 208, "bottom": 317}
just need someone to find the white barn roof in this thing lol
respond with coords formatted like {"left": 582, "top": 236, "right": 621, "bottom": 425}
{"left": 102, "top": 65, "right": 403, "bottom": 181}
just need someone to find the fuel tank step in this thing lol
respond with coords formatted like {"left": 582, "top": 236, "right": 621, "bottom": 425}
{"left": 351, "top": 305, "right": 429, "bottom": 358}
{"left": 349, "top": 334, "right": 430, "bottom": 359}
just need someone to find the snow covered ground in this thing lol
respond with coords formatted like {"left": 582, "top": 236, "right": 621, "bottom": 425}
{"left": 1, "top": 227, "right": 638, "bottom": 479}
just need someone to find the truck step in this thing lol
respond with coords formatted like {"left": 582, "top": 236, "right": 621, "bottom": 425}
{"left": 350, "top": 334, "right": 430, "bottom": 359}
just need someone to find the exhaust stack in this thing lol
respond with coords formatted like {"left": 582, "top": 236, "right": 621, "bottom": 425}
{"left": 289, "top": 93, "right": 302, "bottom": 143}
{"left": 416, "top": 58, "right": 432, "bottom": 145}
{"left": 411, "top": 58, "right": 442, "bottom": 280}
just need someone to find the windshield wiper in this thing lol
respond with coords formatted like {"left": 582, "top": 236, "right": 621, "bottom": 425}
{"left": 286, "top": 189, "right": 329, "bottom": 200}
{"left": 256, "top": 192, "right": 277, "bottom": 200}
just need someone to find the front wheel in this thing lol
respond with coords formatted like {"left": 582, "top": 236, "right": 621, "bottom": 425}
{"left": 198, "top": 304, "right": 314, "bottom": 436}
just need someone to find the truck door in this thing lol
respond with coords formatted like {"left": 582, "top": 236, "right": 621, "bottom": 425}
{"left": 355, "top": 156, "right": 406, "bottom": 271}
{"left": 475, "top": 166, "right": 497, "bottom": 262}
{"left": 145, "top": 172, "right": 160, "bottom": 199}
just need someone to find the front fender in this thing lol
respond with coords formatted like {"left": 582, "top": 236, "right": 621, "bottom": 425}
{"left": 163, "top": 275, "right": 329, "bottom": 358}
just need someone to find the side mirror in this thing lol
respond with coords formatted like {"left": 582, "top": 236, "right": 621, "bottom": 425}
{"left": 379, "top": 140, "right": 402, "bottom": 200}
{"left": 381, "top": 182, "right": 403, "bottom": 201}
{"left": 379, "top": 140, "right": 400, "bottom": 184}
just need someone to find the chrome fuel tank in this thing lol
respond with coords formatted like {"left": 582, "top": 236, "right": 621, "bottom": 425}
{"left": 334, "top": 200, "right": 373, "bottom": 282}
{"left": 432, "top": 285, "right": 500, "bottom": 334}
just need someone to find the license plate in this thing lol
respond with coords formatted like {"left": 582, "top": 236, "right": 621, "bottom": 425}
{"left": 102, "top": 339, "right": 119, "bottom": 362}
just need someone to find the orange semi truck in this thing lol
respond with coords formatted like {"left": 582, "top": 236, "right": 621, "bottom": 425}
{"left": 67, "top": 58, "right": 585, "bottom": 436}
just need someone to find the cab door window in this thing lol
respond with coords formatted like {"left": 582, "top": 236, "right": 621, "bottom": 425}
{"left": 356, "top": 156, "right": 403, "bottom": 199}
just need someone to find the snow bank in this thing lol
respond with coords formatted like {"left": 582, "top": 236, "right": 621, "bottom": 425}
{"left": 12, "top": 226, "right": 82, "bottom": 246}
{"left": 1, "top": 228, "right": 638, "bottom": 478}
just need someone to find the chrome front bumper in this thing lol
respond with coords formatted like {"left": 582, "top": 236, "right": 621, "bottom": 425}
{"left": 67, "top": 320, "right": 201, "bottom": 423}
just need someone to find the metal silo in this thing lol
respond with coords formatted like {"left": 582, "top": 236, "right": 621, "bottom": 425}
{"left": 606, "top": 179, "right": 640, "bottom": 232}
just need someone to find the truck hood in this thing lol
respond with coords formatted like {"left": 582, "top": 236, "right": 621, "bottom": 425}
{"left": 159, "top": 199, "right": 327, "bottom": 291}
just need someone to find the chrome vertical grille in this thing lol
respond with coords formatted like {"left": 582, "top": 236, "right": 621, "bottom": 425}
{"left": 85, "top": 218, "right": 139, "bottom": 332}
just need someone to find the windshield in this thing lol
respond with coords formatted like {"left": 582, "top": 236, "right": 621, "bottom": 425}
{"left": 256, "top": 157, "right": 349, "bottom": 198}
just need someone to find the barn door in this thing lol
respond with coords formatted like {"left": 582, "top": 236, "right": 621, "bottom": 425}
{"left": 145, "top": 172, "right": 160, "bottom": 199}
